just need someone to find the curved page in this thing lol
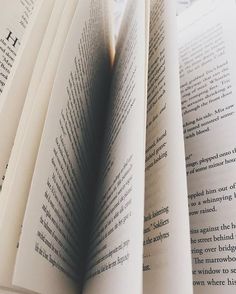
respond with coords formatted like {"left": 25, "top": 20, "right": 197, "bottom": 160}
{"left": 179, "top": 1, "right": 236, "bottom": 293}
{"left": 0, "top": 0, "right": 37, "bottom": 98}
{"left": 83, "top": 1, "right": 148, "bottom": 293}
{"left": 143, "top": 0, "right": 193, "bottom": 293}
{"left": 12, "top": 1, "right": 112, "bottom": 293}
{"left": 0, "top": 0, "right": 69, "bottom": 289}
{"left": 0, "top": 0, "right": 55, "bottom": 187}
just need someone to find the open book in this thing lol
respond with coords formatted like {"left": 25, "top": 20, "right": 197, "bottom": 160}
{"left": 0, "top": 0, "right": 236, "bottom": 293}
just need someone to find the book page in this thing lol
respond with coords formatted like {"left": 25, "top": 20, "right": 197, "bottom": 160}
{"left": 113, "top": 0, "right": 127, "bottom": 40}
{"left": 0, "top": 0, "right": 55, "bottom": 187}
{"left": 0, "top": 0, "right": 70, "bottom": 290}
{"left": 178, "top": 0, "right": 236, "bottom": 292}
{"left": 176, "top": 0, "right": 191, "bottom": 14}
{"left": 143, "top": 0, "right": 193, "bottom": 293}
{"left": 82, "top": 1, "right": 148, "bottom": 293}
{"left": 0, "top": 0, "right": 36, "bottom": 97}
{"left": 14, "top": 0, "right": 67, "bottom": 141}
{"left": 12, "top": 1, "right": 112, "bottom": 293}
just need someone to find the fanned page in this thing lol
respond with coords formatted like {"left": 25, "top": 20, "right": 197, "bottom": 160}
{"left": 0, "top": 0, "right": 55, "bottom": 187}
{"left": 0, "top": 0, "right": 36, "bottom": 97}
{"left": 82, "top": 1, "right": 148, "bottom": 294}
{"left": 0, "top": 0, "right": 76, "bottom": 290}
{"left": 12, "top": 0, "right": 112, "bottom": 293}
{"left": 143, "top": 0, "right": 193, "bottom": 293}
{"left": 178, "top": 0, "right": 236, "bottom": 293}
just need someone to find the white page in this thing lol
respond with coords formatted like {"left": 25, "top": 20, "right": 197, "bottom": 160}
{"left": 143, "top": 0, "right": 193, "bottom": 293}
{"left": 0, "top": 0, "right": 55, "bottom": 187}
{"left": 14, "top": 0, "right": 67, "bottom": 142}
{"left": 83, "top": 1, "right": 148, "bottom": 293}
{"left": 176, "top": 0, "right": 191, "bottom": 14}
{"left": 178, "top": 1, "right": 236, "bottom": 293}
{"left": 0, "top": 0, "right": 69, "bottom": 289}
{"left": 0, "top": 0, "right": 36, "bottom": 97}
{"left": 113, "top": 0, "right": 127, "bottom": 40}
{"left": 12, "top": 1, "right": 112, "bottom": 293}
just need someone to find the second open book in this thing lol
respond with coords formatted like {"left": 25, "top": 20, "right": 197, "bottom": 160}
{"left": 0, "top": 0, "right": 236, "bottom": 293}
